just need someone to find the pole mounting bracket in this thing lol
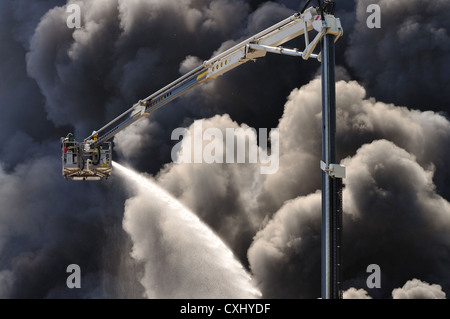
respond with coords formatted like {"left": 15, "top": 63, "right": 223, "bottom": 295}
{"left": 320, "top": 161, "right": 346, "bottom": 179}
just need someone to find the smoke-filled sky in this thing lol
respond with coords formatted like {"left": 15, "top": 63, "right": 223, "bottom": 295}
{"left": 0, "top": 0, "right": 449, "bottom": 299}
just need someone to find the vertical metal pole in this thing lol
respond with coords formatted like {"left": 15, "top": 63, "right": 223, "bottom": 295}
{"left": 321, "top": 30, "right": 342, "bottom": 299}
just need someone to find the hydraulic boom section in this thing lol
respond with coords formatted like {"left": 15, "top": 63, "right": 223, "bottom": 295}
{"left": 61, "top": 5, "right": 342, "bottom": 180}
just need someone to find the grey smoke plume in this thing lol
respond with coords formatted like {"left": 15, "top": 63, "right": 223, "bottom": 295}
{"left": 247, "top": 138, "right": 450, "bottom": 298}
{"left": 154, "top": 79, "right": 450, "bottom": 298}
{"left": 0, "top": 155, "right": 125, "bottom": 298}
{"left": 25, "top": 0, "right": 254, "bottom": 171}
{"left": 344, "top": 279, "right": 447, "bottom": 299}
{"left": 0, "top": 0, "right": 449, "bottom": 299}
{"left": 1, "top": 0, "right": 318, "bottom": 298}
{"left": 343, "top": 288, "right": 372, "bottom": 299}
{"left": 392, "top": 279, "right": 446, "bottom": 299}
{"left": 347, "top": 0, "right": 450, "bottom": 112}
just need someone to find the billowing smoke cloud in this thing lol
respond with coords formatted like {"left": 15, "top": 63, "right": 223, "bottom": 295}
{"left": 344, "top": 279, "right": 447, "bottom": 299}
{"left": 250, "top": 79, "right": 450, "bottom": 298}
{"left": 341, "top": 140, "right": 450, "bottom": 298}
{"left": 347, "top": 0, "right": 450, "bottom": 112}
{"left": 263, "top": 79, "right": 450, "bottom": 208}
{"left": 152, "top": 114, "right": 278, "bottom": 262}
{"left": 248, "top": 192, "right": 322, "bottom": 298}
{"left": 0, "top": 0, "right": 65, "bottom": 168}
{"left": 25, "top": 0, "right": 260, "bottom": 173}
{"left": 343, "top": 288, "right": 372, "bottom": 299}
{"left": 392, "top": 279, "right": 446, "bottom": 299}
{"left": 0, "top": 155, "right": 131, "bottom": 298}
{"left": 152, "top": 79, "right": 450, "bottom": 298}
{"left": 0, "top": 0, "right": 449, "bottom": 300}
{"left": 23, "top": 0, "right": 355, "bottom": 175}
{"left": 248, "top": 138, "right": 450, "bottom": 298}
{"left": 1, "top": 0, "right": 323, "bottom": 299}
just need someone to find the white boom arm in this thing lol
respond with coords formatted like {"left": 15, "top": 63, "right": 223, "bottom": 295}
{"left": 62, "top": 5, "right": 342, "bottom": 180}
{"left": 83, "top": 6, "right": 342, "bottom": 149}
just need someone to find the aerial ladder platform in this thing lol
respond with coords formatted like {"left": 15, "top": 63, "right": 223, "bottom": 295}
{"left": 61, "top": 3, "right": 342, "bottom": 182}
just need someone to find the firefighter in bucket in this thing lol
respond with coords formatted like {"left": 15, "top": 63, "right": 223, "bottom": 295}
{"left": 63, "top": 133, "right": 76, "bottom": 154}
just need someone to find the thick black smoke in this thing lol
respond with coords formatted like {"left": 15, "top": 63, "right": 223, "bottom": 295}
{"left": 26, "top": 0, "right": 255, "bottom": 173}
{"left": 2, "top": 0, "right": 310, "bottom": 299}
{"left": 0, "top": 0, "right": 449, "bottom": 299}
{"left": 0, "top": 0, "right": 66, "bottom": 168}
{"left": 24, "top": 0, "right": 357, "bottom": 174}
{"left": 347, "top": 0, "right": 450, "bottom": 113}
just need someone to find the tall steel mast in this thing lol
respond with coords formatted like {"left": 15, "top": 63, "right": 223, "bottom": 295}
{"left": 319, "top": 0, "right": 345, "bottom": 299}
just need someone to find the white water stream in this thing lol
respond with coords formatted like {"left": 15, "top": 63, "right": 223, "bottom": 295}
{"left": 114, "top": 161, "right": 261, "bottom": 298}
